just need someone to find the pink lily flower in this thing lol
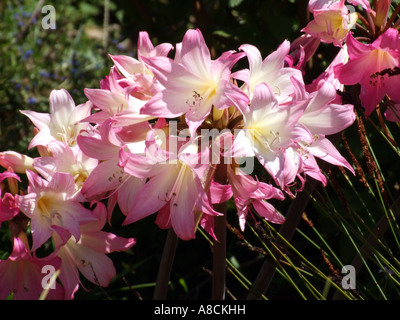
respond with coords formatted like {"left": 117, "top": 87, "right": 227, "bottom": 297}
{"left": 308, "top": 0, "right": 370, "bottom": 12}
{"left": 20, "top": 89, "right": 92, "bottom": 149}
{"left": 109, "top": 31, "right": 174, "bottom": 100}
{"left": 140, "top": 28, "right": 249, "bottom": 135}
{"left": 15, "top": 171, "right": 96, "bottom": 251}
{"left": 292, "top": 78, "right": 355, "bottom": 182}
{"left": 232, "top": 41, "right": 304, "bottom": 105}
{"left": 227, "top": 165, "right": 285, "bottom": 231}
{"left": 347, "top": 0, "right": 371, "bottom": 12}
{"left": 228, "top": 82, "right": 312, "bottom": 189}
{"left": 303, "top": 0, "right": 358, "bottom": 47}
{"left": 77, "top": 119, "right": 149, "bottom": 218}
{"left": 0, "top": 171, "right": 20, "bottom": 226}
{"left": 0, "top": 236, "right": 64, "bottom": 300}
{"left": 334, "top": 28, "right": 400, "bottom": 115}
{"left": 121, "top": 134, "right": 220, "bottom": 240}
{"left": 32, "top": 140, "right": 99, "bottom": 201}
{"left": 299, "top": 79, "right": 355, "bottom": 136}
{"left": 53, "top": 202, "right": 135, "bottom": 300}
{"left": 306, "top": 43, "right": 349, "bottom": 93}
{"left": 83, "top": 66, "right": 155, "bottom": 127}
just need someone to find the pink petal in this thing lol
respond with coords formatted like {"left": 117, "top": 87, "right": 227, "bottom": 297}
{"left": 47, "top": 172, "right": 76, "bottom": 196}
{"left": 19, "top": 110, "right": 51, "bottom": 132}
{"left": 180, "top": 29, "right": 211, "bottom": 78}
{"left": 80, "top": 231, "right": 136, "bottom": 254}
{"left": 123, "top": 165, "right": 177, "bottom": 225}
{"left": 81, "top": 159, "right": 125, "bottom": 200}
{"left": 77, "top": 132, "right": 119, "bottom": 160}
{"left": 252, "top": 199, "right": 285, "bottom": 224}
{"left": 49, "top": 89, "right": 76, "bottom": 128}
{"left": 56, "top": 246, "right": 80, "bottom": 300}
{"left": 169, "top": 169, "right": 198, "bottom": 240}
{"left": 0, "top": 193, "right": 19, "bottom": 223}
{"left": 116, "top": 176, "right": 145, "bottom": 216}
{"left": 155, "top": 202, "right": 172, "bottom": 229}
{"left": 238, "top": 44, "right": 263, "bottom": 77}
{"left": 308, "top": 137, "right": 355, "bottom": 174}
{"left": 262, "top": 40, "right": 291, "bottom": 72}
{"left": 138, "top": 31, "right": 155, "bottom": 58}
{"left": 208, "top": 180, "right": 233, "bottom": 204}
{"left": 109, "top": 54, "right": 144, "bottom": 78}
{"left": 84, "top": 88, "right": 127, "bottom": 115}
{"left": 300, "top": 81, "right": 355, "bottom": 135}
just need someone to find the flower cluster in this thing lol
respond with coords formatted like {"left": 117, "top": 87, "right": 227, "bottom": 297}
{"left": 303, "top": 0, "right": 400, "bottom": 120}
{"left": 2, "top": 0, "right": 399, "bottom": 300}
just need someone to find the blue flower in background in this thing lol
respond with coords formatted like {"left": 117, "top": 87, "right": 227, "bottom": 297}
{"left": 28, "top": 97, "right": 37, "bottom": 104}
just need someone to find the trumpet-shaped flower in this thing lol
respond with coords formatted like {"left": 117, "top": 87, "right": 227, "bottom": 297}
{"left": 109, "top": 31, "right": 173, "bottom": 100}
{"left": 20, "top": 89, "right": 92, "bottom": 149}
{"left": 229, "top": 83, "right": 312, "bottom": 189}
{"left": 292, "top": 78, "right": 355, "bottom": 183}
{"left": 15, "top": 171, "right": 96, "bottom": 250}
{"left": 227, "top": 165, "right": 285, "bottom": 231}
{"left": 334, "top": 28, "right": 400, "bottom": 115}
{"left": 0, "top": 171, "right": 20, "bottom": 226}
{"left": 302, "top": 0, "right": 358, "bottom": 47}
{"left": 121, "top": 134, "right": 220, "bottom": 240}
{"left": 53, "top": 202, "right": 135, "bottom": 300}
{"left": 306, "top": 44, "right": 349, "bottom": 92}
{"left": 78, "top": 119, "right": 149, "bottom": 218}
{"left": 33, "top": 140, "right": 99, "bottom": 200}
{"left": 140, "top": 28, "right": 249, "bottom": 135}
{"left": 308, "top": 0, "right": 370, "bottom": 12}
{"left": 83, "top": 67, "right": 155, "bottom": 127}
{"left": 232, "top": 41, "right": 304, "bottom": 104}
{"left": 0, "top": 236, "right": 64, "bottom": 300}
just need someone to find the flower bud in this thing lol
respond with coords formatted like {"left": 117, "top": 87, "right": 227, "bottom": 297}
{"left": 0, "top": 151, "right": 34, "bottom": 173}
{"left": 374, "top": 0, "right": 391, "bottom": 28}
{"left": 6, "top": 168, "right": 19, "bottom": 195}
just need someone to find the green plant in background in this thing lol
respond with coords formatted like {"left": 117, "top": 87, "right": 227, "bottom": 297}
{"left": 0, "top": 0, "right": 121, "bottom": 154}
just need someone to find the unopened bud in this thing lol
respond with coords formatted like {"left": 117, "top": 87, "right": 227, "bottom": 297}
{"left": 0, "top": 151, "right": 34, "bottom": 173}
{"left": 374, "top": 0, "right": 391, "bottom": 28}
{"left": 6, "top": 168, "right": 19, "bottom": 195}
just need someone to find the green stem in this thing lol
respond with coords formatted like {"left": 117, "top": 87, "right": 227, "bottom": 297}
{"left": 333, "top": 195, "right": 400, "bottom": 299}
{"left": 247, "top": 179, "right": 318, "bottom": 300}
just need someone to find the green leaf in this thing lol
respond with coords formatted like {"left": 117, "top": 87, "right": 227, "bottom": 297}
{"left": 179, "top": 278, "right": 188, "bottom": 294}
{"left": 78, "top": 3, "right": 100, "bottom": 16}
{"left": 212, "top": 29, "right": 232, "bottom": 38}
{"left": 229, "top": 0, "right": 244, "bottom": 8}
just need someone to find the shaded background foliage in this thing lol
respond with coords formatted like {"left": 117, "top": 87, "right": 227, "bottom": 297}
{"left": 1, "top": 0, "right": 400, "bottom": 300}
